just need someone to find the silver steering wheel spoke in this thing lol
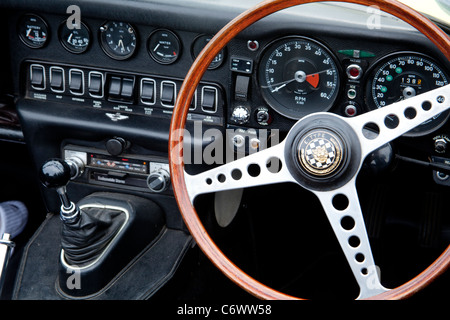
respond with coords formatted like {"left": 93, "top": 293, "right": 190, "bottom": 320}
{"left": 313, "top": 180, "right": 389, "bottom": 299}
{"left": 346, "top": 84, "right": 450, "bottom": 160}
{"left": 182, "top": 84, "right": 450, "bottom": 299}
{"left": 184, "top": 141, "right": 296, "bottom": 202}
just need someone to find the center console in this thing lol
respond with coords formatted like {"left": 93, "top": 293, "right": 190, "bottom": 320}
{"left": 6, "top": 8, "right": 255, "bottom": 300}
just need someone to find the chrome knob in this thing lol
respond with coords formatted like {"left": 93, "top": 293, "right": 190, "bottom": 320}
{"left": 231, "top": 106, "right": 250, "bottom": 124}
{"left": 435, "top": 138, "right": 448, "bottom": 154}
{"left": 147, "top": 169, "right": 170, "bottom": 193}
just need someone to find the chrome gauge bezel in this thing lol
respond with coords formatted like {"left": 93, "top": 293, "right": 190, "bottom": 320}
{"left": 147, "top": 29, "right": 181, "bottom": 65}
{"left": 99, "top": 21, "right": 138, "bottom": 61}
{"left": 257, "top": 36, "right": 342, "bottom": 120}
{"left": 18, "top": 14, "right": 49, "bottom": 49}
{"left": 365, "top": 51, "right": 450, "bottom": 137}
{"left": 59, "top": 20, "right": 91, "bottom": 54}
{"left": 191, "top": 34, "right": 225, "bottom": 70}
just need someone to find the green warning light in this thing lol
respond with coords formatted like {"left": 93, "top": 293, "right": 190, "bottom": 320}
{"left": 386, "top": 75, "right": 393, "bottom": 81}
{"left": 338, "top": 49, "right": 376, "bottom": 58}
{"left": 395, "top": 67, "right": 403, "bottom": 74}
{"left": 381, "top": 86, "right": 388, "bottom": 93}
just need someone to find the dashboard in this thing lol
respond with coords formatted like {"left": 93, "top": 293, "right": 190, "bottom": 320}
{"left": 0, "top": 0, "right": 449, "bottom": 300}
{"left": 0, "top": 0, "right": 448, "bottom": 217}
{"left": 1, "top": 0, "right": 449, "bottom": 235}
{"left": 6, "top": 2, "right": 450, "bottom": 136}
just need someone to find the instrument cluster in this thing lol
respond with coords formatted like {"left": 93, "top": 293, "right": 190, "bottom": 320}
{"left": 255, "top": 35, "right": 449, "bottom": 137}
{"left": 17, "top": 13, "right": 450, "bottom": 138}
{"left": 17, "top": 14, "right": 224, "bottom": 68}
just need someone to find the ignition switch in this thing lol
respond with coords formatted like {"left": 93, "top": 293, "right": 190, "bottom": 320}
{"left": 433, "top": 135, "right": 450, "bottom": 154}
{"left": 255, "top": 107, "right": 272, "bottom": 126}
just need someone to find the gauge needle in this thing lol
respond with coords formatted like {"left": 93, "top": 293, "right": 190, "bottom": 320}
{"left": 264, "top": 68, "right": 332, "bottom": 92}
{"left": 270, "top": 79, "right": 295, "bottom": 93}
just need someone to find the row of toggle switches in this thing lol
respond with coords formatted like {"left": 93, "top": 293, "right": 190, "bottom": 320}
{"left": 30, "top": 64, "right": 104, "bottom": 98}
{"left": 28, "top": 63, "right": 219, "bottom": 113}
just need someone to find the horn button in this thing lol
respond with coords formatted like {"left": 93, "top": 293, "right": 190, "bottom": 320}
{"left": 285, "top": 113, "right": 361, "bottom": 191}
{"left": 297, "top": 129, "right": 345, "bottom": 177}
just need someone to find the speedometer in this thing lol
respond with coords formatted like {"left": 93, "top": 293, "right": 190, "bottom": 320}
{"left": 367, "top": 53, "right": 449, "bottom": 136}
{"left": 258, "top": 37, "right": 340, "bottom": 120}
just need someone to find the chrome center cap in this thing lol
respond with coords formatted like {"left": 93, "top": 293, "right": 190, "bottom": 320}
{"left": 297, "top": 129, "right": 344, "bottom": 177}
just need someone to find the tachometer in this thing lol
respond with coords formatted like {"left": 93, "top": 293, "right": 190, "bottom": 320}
{"left": 258, "top": 37, "right": 340, "bottom": 120}
{"left": 367, "top": 53, "right": 449, "bottom": 136}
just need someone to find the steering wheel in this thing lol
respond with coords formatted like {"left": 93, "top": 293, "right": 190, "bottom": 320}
{"left": 169, "top": 0, "right": 450, "bottom": 299}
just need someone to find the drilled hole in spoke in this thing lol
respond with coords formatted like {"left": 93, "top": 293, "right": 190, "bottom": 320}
{"left": 341, "top": 216, "right": 355, "bottom": 230}
{"left": 266, "top": 157, "right": 282, "bottom": 174}
{"left": 231, "top": 169, "right": 242, "bottom": 180}
{"left": 362, "top": 123, "right": 380, "bottom": 140}
{"left": 248, "top": 163, "right": 261, "bottom": 177}
{"left": 217, "top": 174, "right": 226, "bottom": 183}
{"left": 349, "top": 235, "right": 360, "bottom": 248}
{"left": 422, "top": 100, "right": 432, "bottom": 111}
{"left": 355, "top": 253, "right": 365, "bottom": 263}
{"left": 361, "top": 268, "right": 368, "bottom": 275}
{"left": 384, "top": 114, "right": 399, "bottom": 129}
{"left": 437, "top": 96, "right": 445, "bottom": 104}
{"left": 404, "top": 107, "right": 417, "bottom": 119}
{"left": 332, "top": 194, "right": 349, "bottom": 211}
{"left": 206, "top": 178, "right": 213, "bottom": 185}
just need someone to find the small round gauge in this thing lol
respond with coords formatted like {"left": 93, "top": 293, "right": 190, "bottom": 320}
{"left": 100, "top": 21, "right": 137, "bottom": 60}
{"left": 148, "top": 29, "right": 181, "bottom": 64}
{"left": 258, "top": 37, "right": 341, "bottom": 120}
{"left": 59, "top": 21, "right": 91, "bottom": 54}
{"left": 367, "top": 53, "right": 449, "bottom": 136}
{"left": 192, "top": 35, "right": 225, "bottom": 69}
{"left": 18, "top": 14, "right": 49, "bottom": 48}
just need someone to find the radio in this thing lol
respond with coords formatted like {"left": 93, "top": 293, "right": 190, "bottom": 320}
{"left": 63, "top": 145, "right": 171, "bottom": 194}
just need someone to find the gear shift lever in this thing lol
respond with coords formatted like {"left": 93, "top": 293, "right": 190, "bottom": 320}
{"left": 39, "top": 158, "right": 84, "bottom": 223}
{"left": 39, "top": 158, "right": 129, "bottom": 270}
{"left": 36, "top": 158, "right": 165, "bottom": 297}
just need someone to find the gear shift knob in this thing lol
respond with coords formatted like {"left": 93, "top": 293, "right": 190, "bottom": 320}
{"left": 39, "top": 159, "right": 72, "bottom": 189}
{"left": 40, "top": 158, "right": 82, "bottom": 223}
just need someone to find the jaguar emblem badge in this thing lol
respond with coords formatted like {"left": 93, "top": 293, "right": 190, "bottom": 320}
{"left": 298, "top": 130, "right": 344, "bottom": 176}
{"left": 106, "top": 112, "right": 129, "bottom": 122}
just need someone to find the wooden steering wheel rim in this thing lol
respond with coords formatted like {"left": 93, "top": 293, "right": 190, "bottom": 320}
{"left": 169, "top": 0, "right": 450, "bottom": 300}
